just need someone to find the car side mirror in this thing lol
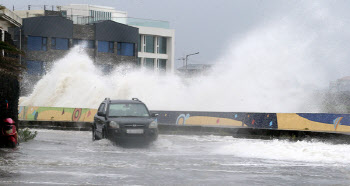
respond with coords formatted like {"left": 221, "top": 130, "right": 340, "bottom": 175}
{"left": 151, "top": 113, "right": 159, "bottom": 117}
{"left": 97, "top": 111, "right": 105, "bottom": 117}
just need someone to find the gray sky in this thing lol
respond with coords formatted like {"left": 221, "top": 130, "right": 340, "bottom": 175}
{"left": 3, "top": 0, "right": 350, "bottom": 70}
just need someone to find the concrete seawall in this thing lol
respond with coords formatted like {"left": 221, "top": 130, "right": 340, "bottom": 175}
{"left": 19, "top": 120, "right": 350, "bottom": 143}
{"left": 19, "top": 106, "right": 350, "bottom": 134}
{"left": 17, "top": 106, "right": 350, "bottom": 142}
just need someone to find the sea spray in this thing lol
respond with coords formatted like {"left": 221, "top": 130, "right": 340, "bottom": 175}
{"left": 20, "top": 2, "right": 350, "bottom": 112}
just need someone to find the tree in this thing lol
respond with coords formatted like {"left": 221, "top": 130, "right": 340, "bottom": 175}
{"left": 0, "top": 41, "right": 25, "bottom": 77}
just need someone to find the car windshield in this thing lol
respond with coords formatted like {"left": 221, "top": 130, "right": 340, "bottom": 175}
{"left": 108, "top": 103, "right": 150, "bottom": 117}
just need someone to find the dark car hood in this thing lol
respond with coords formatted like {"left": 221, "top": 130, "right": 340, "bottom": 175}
{"left": 109, "top": 117, "right": 154, "bottom": 124}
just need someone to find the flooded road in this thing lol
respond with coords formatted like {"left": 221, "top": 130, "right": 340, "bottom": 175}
{"left": 1, "top": 129, "right": 350, "bottom": 185}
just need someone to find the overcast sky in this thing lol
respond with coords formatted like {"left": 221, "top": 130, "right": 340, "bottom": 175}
{"left": 3, "top": 0, "right": 350, "bottom": 70}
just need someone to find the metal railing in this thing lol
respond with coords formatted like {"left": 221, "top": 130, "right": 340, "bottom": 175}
{"left": 114, "top": 17, "right": 169, "bottom": 29}
{"left": 67, "top": 15, "right": 170, "bottom": 29}
{"left": 0, "top": 8, "right": 22, "bottom": 27}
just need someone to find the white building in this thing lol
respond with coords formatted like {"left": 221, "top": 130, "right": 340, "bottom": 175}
{"left": 13, "top": 4, "right": 175, "bottom": 73}
{"left": 11, "top": 9, "right": 45, "bottom": 19}
{"left": 60, "top": 4, "right": 175, "bottom": 73}
{"left": 0, "top": 7, "right": 22, "bottom": 35}
{"left": 58, "top": 4, "right": 128, "bottom": 25}
{"left": 0, "top": 6, "right": 22, "bottom": 57}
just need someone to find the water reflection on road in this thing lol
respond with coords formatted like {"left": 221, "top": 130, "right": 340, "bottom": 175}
{"left": 0, "top": 129, "right": 350, "bottom": 185}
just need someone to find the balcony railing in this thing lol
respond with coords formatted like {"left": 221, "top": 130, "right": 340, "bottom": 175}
{"left": 67, "top": 15, "right": 170, "bottom": 29}
{"left": 114, "top": 17, "right": 169, "bottom": 29}
{"left": 0, "top": 7, "right": 22, "bottom": 27}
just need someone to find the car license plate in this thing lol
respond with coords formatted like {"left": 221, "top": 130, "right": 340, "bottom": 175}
{"left": 126, "top": 129, "right": 144, "bottom": 134}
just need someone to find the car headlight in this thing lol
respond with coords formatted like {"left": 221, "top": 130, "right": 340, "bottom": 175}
{"left": 149, "top": 120, "right": 158, "bottom": 128}
{"left": 110, "top": 121, "right": 119, "bottom": 129}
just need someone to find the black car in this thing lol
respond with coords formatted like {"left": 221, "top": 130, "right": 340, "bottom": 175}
{"left": 92, "top": 98, "right": 159, "bottom": 143}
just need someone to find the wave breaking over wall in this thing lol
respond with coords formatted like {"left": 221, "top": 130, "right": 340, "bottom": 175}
{"left": 20, "top": 2, "right": 350, "bottom": 112}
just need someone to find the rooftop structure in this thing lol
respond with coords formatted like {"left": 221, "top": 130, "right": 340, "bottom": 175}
{"left": 0, "top": 6, "right": 22, "bottom": 30}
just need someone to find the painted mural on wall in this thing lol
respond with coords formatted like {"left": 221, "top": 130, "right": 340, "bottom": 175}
{"left": 277, "top": 113, "right": 350, "bottom": 133}
{"left": 154, "top": 111, "right": 278, "bottom": 129}
{"left": 154, "top": 111, "right": 350, "bottom": 133}
{"left": 18, "top": 106, "right": 97, "bottom": 122}
{"left": 18, "top": 106, "right": 350, "bottom": 133}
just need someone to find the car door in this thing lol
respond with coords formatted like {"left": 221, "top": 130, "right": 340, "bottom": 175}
{"left": 95, "top": 103, "right": 106, "bottom": 138}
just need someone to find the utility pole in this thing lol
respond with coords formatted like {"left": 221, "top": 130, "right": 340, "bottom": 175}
{"left": 185, "top": 52, "right": 199, "bottom": 70}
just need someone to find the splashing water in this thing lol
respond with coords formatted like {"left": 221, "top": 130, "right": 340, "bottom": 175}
{"left": 20, "top": 2, "right": 350, "bottom": 112}
{"left": 212, "top": 138, "right": 350, "bottom": 164}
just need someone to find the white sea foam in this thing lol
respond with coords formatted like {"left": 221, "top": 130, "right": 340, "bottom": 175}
{"left": 213, "top": 138, "right": 350, "bottom": 164}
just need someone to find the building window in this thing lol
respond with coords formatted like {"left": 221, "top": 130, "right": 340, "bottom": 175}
{"left": 158, "top": 59, "right": 167, "bottom": 72}
{"left": 27, "top": 36, "right": 47, "bottom": 51}
{"left": 144, "top": 58, "right": 154, "bottom": 70}
{"left": 137, "top": 58, "right": 142, "bottom": 67}
{"left": 26, "top": 60, "right": 44, "bottom": 75}
{"left": 138, "top": 35, "right": 142, "bottom": 52}
{"left": 145, "top": 35, "right": 154, "bottom": 53}
{"left": 61, "top": 10, "right": 67, "bottom": 17}
{"left": 117, "top": 42, "right": 135, "bottom": 56}
{"left": 90, "top": 10, "right": 110, "bottom": 22}
{"left": 73, "top": 39, "right": 95, "bottom": 48}
{"left": 157, "top": 37, "right": 167, "bottom": 54}
{"left": 51, "top": 37, "right": 69, "bottom": 50}
{"left": 98, "top": 41, "right": 114, "bottom": 53}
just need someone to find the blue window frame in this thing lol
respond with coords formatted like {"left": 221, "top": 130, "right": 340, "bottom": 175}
{"left": 27, "top": 36, "right": 47, "bottom": 51}
{"left": 98, "top": 41, "right": 114, "bottom": 53}
{"left": 51, "top": 37, "right": 69, "bottom": 50}
{"left": 73, "top": 39, "right": 95, "bottom": 48}
{"left": 117, "top": 42, "right": 135, "bottom": 56}
{"left": 27, "top": 60, "right": 44, "bottom": 75}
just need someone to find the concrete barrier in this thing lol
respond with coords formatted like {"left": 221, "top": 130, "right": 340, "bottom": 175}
{"left": 153, "top": 111, "right": 350, "bottom": 134}
{"left": 18, "top": 120, "right": 350, "bottom": 144}
{"left": 18, "top": 106, "right": 350, "bottom": 136}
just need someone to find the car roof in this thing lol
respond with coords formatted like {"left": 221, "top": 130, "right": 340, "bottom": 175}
{"left": 107, "top": 100, "right": 144, "bottom": 104}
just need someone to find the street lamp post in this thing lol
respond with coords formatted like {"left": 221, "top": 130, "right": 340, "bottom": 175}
{"left": 177, "top": 57, "right": 185, "bottom": 67}
{"left": 185, "top": 52, "right": 199, "bottom": 70}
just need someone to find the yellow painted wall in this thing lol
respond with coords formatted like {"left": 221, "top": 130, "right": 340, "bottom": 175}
{"left": 18, "top": 106, "right": 97, "bottom": 122}
{"left": 277, "top": 113, "right": 350, "bottom": 133}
